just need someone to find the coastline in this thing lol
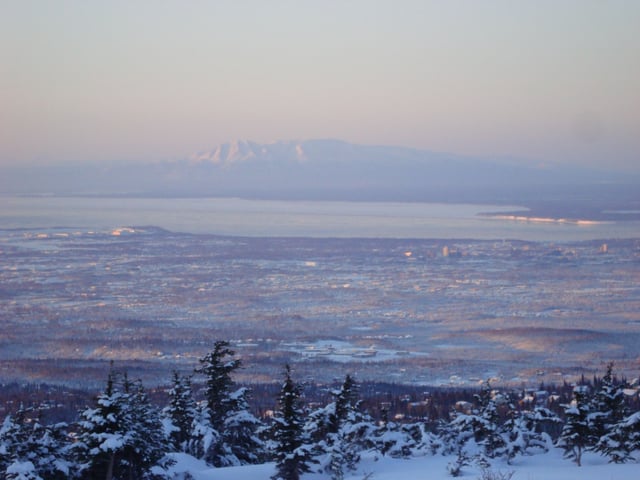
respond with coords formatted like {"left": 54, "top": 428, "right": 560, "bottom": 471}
{"left": 483, "top": 214, "right": 610, "bottom": 226}
{"left": 2, "top": 194, "right": 640, "bottom": 242}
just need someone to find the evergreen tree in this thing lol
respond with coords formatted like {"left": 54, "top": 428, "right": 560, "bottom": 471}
{"left": 271, "top": 365, "right": 313, "bottom": 480}
{"left": 443, "top": 381, "right": 505, "bottom": 461}
{"left": 595, "top": 410, "right": 640, "bottom": 463}
{"left": 374, "top": 420, "right": 430, "bottom": 459}
{"left": 74, "top": 368, "right": 168, "bottom": 480}
{"left": 120, "top": 376, "right": 169, "bottom": 479}
{"left": 26, "top": 420, "right": 70, "bottom": 480}
{"left": 440, "top": 411, "right": 476, "bottom": 457}
{"left": 474, "top": 381, "right": 506, "bottom": 458}
{"left": 193, "top": 341, "right": 263, "bottom": 466}
{"left": 188, "top": 403, "right": 220, "bottom": 462}
{"left": 591, "top": 363, "right": 629, "bottom": 461}
{"left": 499, "top": 406, "right": 558, "bottom": 463}
{"left": 333, "top": 375, "right": 359, "bottom": 431}
{"left": 306, "top": 375, "right": 371, "bottom": 478}
{"left": 193, "top": 341, "right": 236, "bottom": 465}
{"left": 194, "top": 340, "right": 241, "bottom": 432}
{"left": 306, "top": 375, "right": 358, "bottom": 444}
{"left": 0, "top": 406, "right": 70, "bottom": 480}
{"left": 0, "top": 410, "right": 24, "bottom": 474}
{"left": 163, "top": 371, "right": 198, "bottom": 452}
{"left": 557, "top": 385, "right": 592, "bottom": 466}
{"left": 223, "top": 387, "right": 266, "bottom": 465}
{"left": 620, "top": 411, "right": 640, "bottom": 455}
{"left": 327, "top": 375, "right": 375, "bottom": 477}
{"left": 75, "top": 369, "right": 126, "bottom": 479}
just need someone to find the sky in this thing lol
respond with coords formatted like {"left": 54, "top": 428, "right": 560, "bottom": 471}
{"left": 1, "top": 0, "right": 639, "bottom": 171}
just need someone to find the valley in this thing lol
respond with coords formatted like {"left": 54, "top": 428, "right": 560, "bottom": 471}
{"left": 1, "top": 227, "right": 639, "bottom": 388}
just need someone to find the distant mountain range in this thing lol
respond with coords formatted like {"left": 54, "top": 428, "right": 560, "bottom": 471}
{"left": 1, "top": 139, "right": 638, "bottom": 218}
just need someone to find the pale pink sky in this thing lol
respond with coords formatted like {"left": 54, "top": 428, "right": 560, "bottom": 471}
{"left": 1, "top": 0, "right": 639, "bottom": 171}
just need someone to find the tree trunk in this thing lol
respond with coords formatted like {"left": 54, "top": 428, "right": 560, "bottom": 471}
{"left": 105, "top": 453, "right": 115, "bottom": 480}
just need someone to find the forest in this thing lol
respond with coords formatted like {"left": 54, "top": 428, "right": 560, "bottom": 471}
{"left": 1, "top": 341, "right": 639, "bottom": 480}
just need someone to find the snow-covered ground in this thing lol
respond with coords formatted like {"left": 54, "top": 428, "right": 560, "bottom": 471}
{"left": 166, "top": 449, "right": 638, "bottom": 480}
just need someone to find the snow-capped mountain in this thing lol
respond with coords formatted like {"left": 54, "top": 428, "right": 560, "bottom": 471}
{"left": 189, "top": 139, "right": 311, "bottom": 166}
{"left": 189, "top": 138, "right": 457, "bottom": 167}
{"left": 1, "top": 139, "right": 637, "bottom": 215}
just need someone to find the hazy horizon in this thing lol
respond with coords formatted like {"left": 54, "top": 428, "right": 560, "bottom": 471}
{"left": 2, "top": 137, "right": 638, "bottom": 175}
{"left": 1, "top": 1, "right": 639, "bottom": 172}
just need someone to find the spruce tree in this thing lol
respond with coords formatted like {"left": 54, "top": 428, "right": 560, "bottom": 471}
{"left": 194, "top": 340, "right": 241, "bottom": 432}
{"left": 500, "top": 406, "right": 558, "bottom": 463}
{"left": 189, "top": 403, "right": 220, "bottom": 462}
{"left": 333, "top": 374, "right": 359, "bottom": 432}
{"left": 557, "top": 385, "right": 592, "bottom": 466}
{"left": 474, "top": 381, "right": 506, "bottom": 458}
{"left": 0, "top": 409, "right": 24, "bottom": 474}
{"left": 441, "top": 410, "right": 476, "bottom": 457}
{"left": 75, "top": 370, "right": 127, "bottom": 479}
{"left": 328, "top": 375, "right": 361, "bottom": 477}
{"left": 0, "top": 406, "right": 70, "bottom": 480}
{"left": 595, "top": 402, "right": 640, "bottom": 464}
{"left": 163, "top": 371, "right": 198, "bottom": 452}
{"left": 444, "top": 380, "right": 505, "bottom": 461}
{"left": 223, "top": 387, "right": 266, "bottom": 465}
{"left": 591, "top": 363, "right": 629, "bottom": 461}
{"left": 271, "top": 365, "right": 313, "bottom": 480}
{"left": 619, "top": 412, "right": 640, "bottom": 456}
{"left": 193, "top": 341, "right": 263, "bottom": 466}
{"left": 27, "top": 419, "right": 70, "bottom": 480}
{"left": 121, "top": 377, "right": 169, "bottom": 479}
{"left": 75, "top": 368, "right": 168, "bottom": 479}
{"left": 306, "top": 374, "right": 369, "bottom": 478}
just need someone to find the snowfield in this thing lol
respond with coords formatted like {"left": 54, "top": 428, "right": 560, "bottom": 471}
{"left": 166, "top": 449, "right": 638, "bottom": 480}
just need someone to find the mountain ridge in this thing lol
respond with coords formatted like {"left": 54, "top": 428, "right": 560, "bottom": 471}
{"left": 1, "top": 139, "right": 638, "bottom": 220}
{"left": 188, "top": 138, "right": 496, "bottom": 168}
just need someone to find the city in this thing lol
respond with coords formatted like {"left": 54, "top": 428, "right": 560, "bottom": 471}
{"left": 1, "top": 226, "right": 638, "bottom": 389}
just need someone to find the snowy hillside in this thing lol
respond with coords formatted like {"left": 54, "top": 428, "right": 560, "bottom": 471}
{"left": 167, "top": 449, "right": 638, "bottom": 480}
{"left": 1, "top": 345, "right": 638, "bottom": 479}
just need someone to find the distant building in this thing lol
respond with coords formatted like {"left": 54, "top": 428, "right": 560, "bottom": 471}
{"left": 454, "top": 400, "right": 473, "bottom": 414}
